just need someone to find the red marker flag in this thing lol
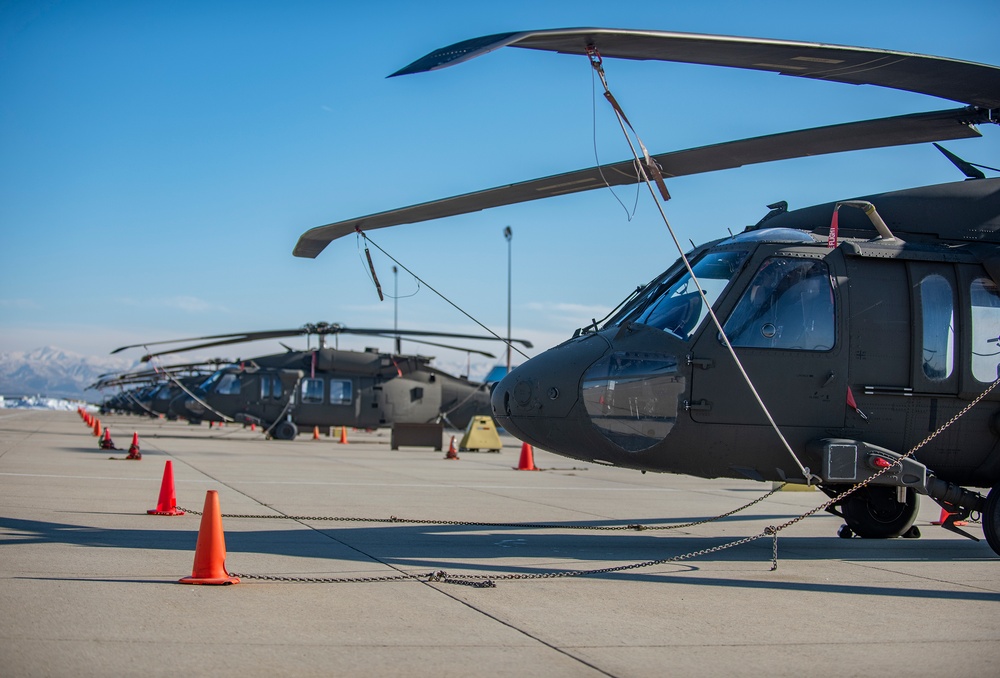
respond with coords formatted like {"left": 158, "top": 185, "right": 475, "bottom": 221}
{"left": 827, "top": 207, "right": 840, "bottom": 248}
{"left": 846, "top": 386, "right": 868, "bottom": 421}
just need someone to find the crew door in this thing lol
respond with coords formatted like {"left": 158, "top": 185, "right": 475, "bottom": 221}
{"left": 689, "top": 249, "right": 847, "bottom": 427}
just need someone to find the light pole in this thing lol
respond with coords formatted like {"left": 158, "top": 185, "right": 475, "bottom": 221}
{"left": 504, "top": 226, "right": 512, "bottom": 374}
{"left": 393, "top": 265, "right": 400, "bottom": 354}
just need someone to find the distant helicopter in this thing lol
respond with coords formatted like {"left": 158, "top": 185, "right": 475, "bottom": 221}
{"left": 92, "top": 361, "right": 225, "bottom": 418}
{"left": 292, "top": 29, "right": 1000, "bottom": 555}
{"left": 112, "top": 323, "right": 532, "bottom": 439}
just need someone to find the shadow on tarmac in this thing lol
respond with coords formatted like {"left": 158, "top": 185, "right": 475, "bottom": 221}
{"left": 2, "top": 514, "right": 997, "bottom": 600}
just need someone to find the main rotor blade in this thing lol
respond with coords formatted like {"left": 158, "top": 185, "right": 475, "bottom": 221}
{"left": 369, "top": 334, "right": 497, "bottom": 358}
{"left": 294, "top": 107, "right": 984, "bottom": 257}
{"left": 111, "top": 330, "right": 304, "bottom": 354}
{"left": 126, "top": 325, "right": 534, "bottom": 360}
{"left": 390, "top": 28, "right": 1000, "bottom": 108}
{"left": 344, "top": 328, "right": 533, "bottom": 348}
{"left": 96, "top": 360, "right": 227, "bottom": 379}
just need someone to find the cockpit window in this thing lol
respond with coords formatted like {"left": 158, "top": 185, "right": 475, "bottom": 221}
{"left": 215, "top": 373, "right": 242, "bottom": 395}
{"left": 724, "top": 257, "right": 835, "bottom": 351}
{"left": 198, "top": 371, "right": 222, "bottom": 392}
{"left": 624, "top": 251, "right": 748, "bottom": 341}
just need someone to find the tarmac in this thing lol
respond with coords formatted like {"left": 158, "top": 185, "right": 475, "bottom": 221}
{"left": 1, "top": 409, "right": 997, "bottom": 677}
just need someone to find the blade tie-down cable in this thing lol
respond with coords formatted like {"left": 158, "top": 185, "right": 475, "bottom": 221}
{"left": 586, "top": 42, "right": 817, "bottom": 485}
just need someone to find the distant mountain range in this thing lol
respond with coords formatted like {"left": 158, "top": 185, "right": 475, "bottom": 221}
{"left": 0, "top": 347, "right": 137, "bottom": 401}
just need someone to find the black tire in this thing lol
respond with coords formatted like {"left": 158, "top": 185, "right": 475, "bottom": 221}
{"left": 272, "top": 420, "right": 298, "bottom": 441}
{"left": 841, "top": 486, "right": 919, "bottom": 539}
{"left": 983, "top": 485, "right": 1000, "bottom": 557}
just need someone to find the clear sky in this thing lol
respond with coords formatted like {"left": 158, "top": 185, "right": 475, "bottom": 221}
{"left": 2, "top": 0, "right": 999, "bottom": 379}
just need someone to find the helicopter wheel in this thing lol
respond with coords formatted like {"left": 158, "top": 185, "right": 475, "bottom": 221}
{"left": 982, "top": 485, "right": 1000, "bottom": 557}
{"left": 840, "top": 486, "right": 919, "bottom": 539}
{"left": 272, "top": 421, "right": 298, "bottom": 440}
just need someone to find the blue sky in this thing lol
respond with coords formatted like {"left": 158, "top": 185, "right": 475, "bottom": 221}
{"left": 2, "top": 0, "right": 999, "bottom": 379}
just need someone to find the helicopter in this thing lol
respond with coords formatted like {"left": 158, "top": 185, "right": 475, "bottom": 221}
{"left": 111, "top": 322, "right": 532, "bottom": 439}
{"left": 92, "top": 361, "right": 227, "bottom": 418}
{"left": 292, "top": 29, "right": 1000, "bottom": 555}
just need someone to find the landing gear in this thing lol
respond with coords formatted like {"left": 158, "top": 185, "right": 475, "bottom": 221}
{"left": 272, "top": 420, "right": 298, "bottom": 441}
{"left": 983, "top": 485, "right": 1000, "bottom": 556}
{"left": 840, "top": 486, "right": 919, "bottom": 539}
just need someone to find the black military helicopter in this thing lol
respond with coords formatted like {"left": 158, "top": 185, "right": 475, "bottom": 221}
{"left": 92, "top": 361, "right": 226, "bottom": 418}
{"left": 112, "top": 322, "right": 532, "bottom": 438}
{"left": 292, "top": 29, "right": 1000, "bottom": 555}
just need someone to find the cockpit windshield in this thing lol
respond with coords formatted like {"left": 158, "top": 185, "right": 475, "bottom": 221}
{"left": 197, "top": 371, "right": 223, "bottom": 392}
{"left": 613, "top": 250, "right": 748, "bottom": 341}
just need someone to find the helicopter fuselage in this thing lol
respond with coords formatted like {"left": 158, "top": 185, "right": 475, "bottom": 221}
{"left": 493, "top": 179, "right": 1000, "bottom": 492}
{"left": 173, "top": 347, "right": 491, "bottom": 436}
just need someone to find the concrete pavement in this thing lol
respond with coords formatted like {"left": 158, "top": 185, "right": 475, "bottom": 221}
{"left": 1, "top": 409, "right": 997, "bottom": 677}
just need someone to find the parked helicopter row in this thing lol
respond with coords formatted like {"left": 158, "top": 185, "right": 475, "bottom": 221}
{"left": 95, "top": 362, "right": 222, "bottom": 419}
{"left": 101, "top": 323, "right": 531, "bottom": 439}
{"left": 292, "top": 29, "right": 1000, "bottom": 554}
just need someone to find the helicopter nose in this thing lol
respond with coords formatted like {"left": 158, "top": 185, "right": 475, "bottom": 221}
{"left": 492, "top": 333, "right": 611, "bottom": 451}
{"left": 182, "top": 397, "right": 206, "bottom": 417}
{"left": 493, "top": 327, "right": 687, "bottom": 460}
{"left": 167, "top": 396, "right": 188, "bottom": 419}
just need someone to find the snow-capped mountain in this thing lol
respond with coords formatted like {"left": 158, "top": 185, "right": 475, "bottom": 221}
{"left": 0, "top": 346, "right": 136, "bottom": 401}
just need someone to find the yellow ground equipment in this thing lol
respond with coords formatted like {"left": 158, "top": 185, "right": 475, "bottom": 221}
{"left": 459, "top": 416, "right": 502, "bottom": 452}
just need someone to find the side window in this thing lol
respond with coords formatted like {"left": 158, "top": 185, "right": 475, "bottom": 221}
{"left": 724, "top": 257, "right": 835, "bottom": 350}
{"left": 971, "top": 277, "right": 1000, "bottom": 382}
{"left": 920, "top": 274, "right": 954, "bottom": 381}
{"left": 301, "top": 378, "right": 324, "bottom": 404}
{"left": 329, "top": 379, "right": 352, "bottom": 405}
{"left": 260, "top": 375, "right": 283, "bottom": 400}
{"left": 215, "top": 373, "right": 241, "bottom": 395}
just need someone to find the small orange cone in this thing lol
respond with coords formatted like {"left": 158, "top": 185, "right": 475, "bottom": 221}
{"left": 932, "top": 506, "right": 967, "bottom": 526}
{"left": 209, "top": 421, "right": 214, "bottom": 429}
{"left": 127, "top": 432, "right": 141, "bottom": 460}
{"left": 92, "top": 418, "right": 101, "bottom": 437}
{"left": 250, "top": 422, "right": 256, "bottom": 432}
{"left": 445, "top": 435, "right": 460, "bottom": 460}
{"left": 515, "top": 442, "right": 538, "bottom": 471}
{"left": 313, "top": 426, "right": 321, "bottom": 440}
{"left": 339, "top": 426, "right": 349, "bottom": 444}
{"left": 179, "top": 490, "right": 239, "bottom": 585}
{"left": 99, "top": 427, "right": 117, "bottom": 450}
{"left": 148, "top": 460, "right": 184, "bottom": 515}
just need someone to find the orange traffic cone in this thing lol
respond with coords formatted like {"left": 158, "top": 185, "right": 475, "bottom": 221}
{"left": 515, "top": 442, "right": 538, "bottom": 471}
{"left": 127, "top": 432, "right": 141, "bottom": 460}
{"left": 209, "top": 421, "right": 214, "bottom": 429}
{"left": 148, "top": 460, "right": 184, "bottom": 515}
{"left": 339, "top": 426, "right": 349, "bottom": 444}
{"left": 445, "top": 435, "right": 460, "bottom": 460}
{"left": 932, "top": 506, "right": 967, "bottom": 526}
{"left": 250, "top": 422, "right": 256, "bottom": 432}
{"left": 313, "top": 426, "right": 321, "bottom": 440}
{"left": 99, "top": 427, "right": 116, "bottom": 450}
{"left": 179, "top": 490, "right": 239, "bottom": 585}
{"left": 92, "top": 418, "right": 101, "bottom": 437}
